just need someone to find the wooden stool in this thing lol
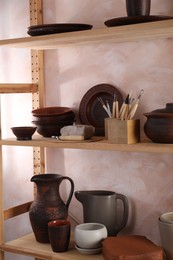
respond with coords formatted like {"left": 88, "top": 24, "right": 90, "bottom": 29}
{"left": 102, "top": 235, "right": 164, "bottom": 260}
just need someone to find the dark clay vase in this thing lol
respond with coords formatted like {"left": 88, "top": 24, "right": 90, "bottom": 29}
{"left": 29, "top": 173, "right": 74, "bottom": 243}
{"left": 144, "top": 103, "right": 173, "bottom": 143}
{"left": 126, "top": 0, "right": 151, "bottom": 16}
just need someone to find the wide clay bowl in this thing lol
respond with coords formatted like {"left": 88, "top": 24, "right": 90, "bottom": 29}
{"left": 144, "top": 103, "right": 173, "bottom": 143}
{"left": 32, "top": 120, "right": 74, "bottom": 137}
{"left": 33, "top": 111, "right": 75, "bottom": 123}
{"left": 11, "top": 126, "right": 37, "bottom": 140}
{"left": 32, "top": 106, "right": 72, "bottom": 117}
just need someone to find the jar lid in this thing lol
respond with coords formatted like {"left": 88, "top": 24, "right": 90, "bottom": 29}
{"left": 144, "top": 103, "right": 173, "bottom": 118}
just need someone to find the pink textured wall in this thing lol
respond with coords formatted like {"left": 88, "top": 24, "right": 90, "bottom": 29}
{"left": 1, "top": 1, "right": 173, "bottom": 259}
{"left": 44, "top": 0, "right": 173, "bottom": 245}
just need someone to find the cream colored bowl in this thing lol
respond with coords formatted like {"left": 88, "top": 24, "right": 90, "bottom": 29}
{"left": 74, "top": 223, "right": 107, "bottom": 249}
{"left": 160, "top": 212, "right": 173, "bottom": 224}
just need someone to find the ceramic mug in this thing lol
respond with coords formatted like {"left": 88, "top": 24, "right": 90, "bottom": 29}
{"left": 48, "top": 219, "right": 71, "bottom": 252}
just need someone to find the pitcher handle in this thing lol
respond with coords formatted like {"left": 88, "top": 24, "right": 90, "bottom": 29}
{"left": 61, "top": 176, "right": 75, "bottom": 209}
{"left": 115, "top": 193, "right": 129, "bottom": 233}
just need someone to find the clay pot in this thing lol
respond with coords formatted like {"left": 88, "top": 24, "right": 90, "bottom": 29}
{"left": 144, "top": 103, "right": 173, "bottom": 143}
{"left": 126, "top": 0, "right": 151, "bottom": 16}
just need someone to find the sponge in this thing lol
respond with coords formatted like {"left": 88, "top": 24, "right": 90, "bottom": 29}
{"left": 60, "top": 124, "right": 95, "bottom": 139}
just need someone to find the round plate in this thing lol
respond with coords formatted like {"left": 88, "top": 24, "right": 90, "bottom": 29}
{"left": 79, "top": 84, "right": 123, "bottom": 136}
{"left": 75, "top": 245, "right": 102, "bottom": 255}
{"left": 27, "top": 23, "right": 93, "bottom": 36}
{"left": 104, "top": 15, "right": 173, "bottom": 27}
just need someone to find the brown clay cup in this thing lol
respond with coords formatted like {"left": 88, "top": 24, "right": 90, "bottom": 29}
{"left": 48, "top": 220, "right": 71, "bottom": 252}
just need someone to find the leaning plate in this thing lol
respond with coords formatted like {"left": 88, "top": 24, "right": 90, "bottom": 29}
{"left": 75, "top": 245, "right": 102, "bottom": 255}
{"left": 104, "top": 15, "right": 173, "bottom": 27}
{"left": 27, "top": 23, "right": 93, "bottom": 36}
{"left": 79, "top": 84, "right": 123, "bottom": 136}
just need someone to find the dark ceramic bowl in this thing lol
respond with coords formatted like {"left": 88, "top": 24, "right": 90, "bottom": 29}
{"left": 11, "top": 126, "right": 37, "bottom": 140}
{"left": 32, "top": 120, "right": 74, "bottom": 137}
{"left": 32, "top": 107, "right": 72, "bottom": 117}
{"left": 33, "top": 111, "right": 75, "bottom": 123}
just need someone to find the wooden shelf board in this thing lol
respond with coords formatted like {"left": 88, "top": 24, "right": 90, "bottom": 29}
{"left": 0, "top": 20, "right": 173, "bottom": 49}
{"left": 0, "top": 233, "right": 104, "bottom": 260}
{"left": 0, "top": 84, "right": 38, "bottom": 93}
{"left": 1, "top": 136, "right": 173, "bottom": 154}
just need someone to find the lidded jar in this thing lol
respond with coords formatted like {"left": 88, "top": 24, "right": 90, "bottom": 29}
{"left": 144, "top": 103, "right": 173, "bottom": 143}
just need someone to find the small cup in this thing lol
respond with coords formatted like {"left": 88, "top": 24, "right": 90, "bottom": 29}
{"left": 74, "top": 223, "right": 107, "bottom": 249}
{"left": 48, "top": 219, "right": 71, "bottom": 252}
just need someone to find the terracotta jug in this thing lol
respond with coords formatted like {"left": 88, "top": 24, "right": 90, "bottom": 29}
{"left": 29, "top": 173, "right": 74, "bottom": 243}
{"left": 75, "top": 190, "right": 129, "bottom": 236}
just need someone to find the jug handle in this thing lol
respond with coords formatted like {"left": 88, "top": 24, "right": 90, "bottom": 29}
{"left": 61, "top": 176, "right": 74, "bottom": 209}
{"left": 115, "top": 193, "right": 129, "bottom": 233}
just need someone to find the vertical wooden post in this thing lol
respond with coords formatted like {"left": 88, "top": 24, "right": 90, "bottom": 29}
{"left": 30, "top": 2, "right": 45, "bottom": 259}
{"left": 30, "top": 0, "right": 45, "bottom": 179}
{"left": 0, "top": 97, "right": 4, "bottom": 260}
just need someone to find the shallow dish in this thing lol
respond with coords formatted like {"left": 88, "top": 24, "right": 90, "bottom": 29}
{"left": 104, "top": 15, "right": 173, "bottom": 27}
{"left": 75, "top": 245, "right": 102, "bottom": 255}
{"left": 32, "top": 106, "right": 72, "bottom": 117}
{"left": 11, "top": 126, "right": 37, "bottom": 140}
{"left": 27, "top": 23, "right": 93, "bottom": 36}
{"left": 79, "top": 84, "right": 123, "bottom": 136}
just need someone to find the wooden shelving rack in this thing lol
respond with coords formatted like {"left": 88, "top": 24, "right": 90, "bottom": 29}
{"left": 0, "top": 1, "right": 173, "bottom": 259}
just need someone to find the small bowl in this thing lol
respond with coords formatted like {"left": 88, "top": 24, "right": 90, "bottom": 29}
{"left": 74, "top": 223, "right": 107, "bottom": 249}
{"left": 160, "top": 212, "right": 173, "bottom": 224}
{"left": 11, "top": 126, "right": 37, "bottom": 140}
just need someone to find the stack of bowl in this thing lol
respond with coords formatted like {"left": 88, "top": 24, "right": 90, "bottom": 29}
{"left": 32, "top": 106, "right": 75, "bottom": 137}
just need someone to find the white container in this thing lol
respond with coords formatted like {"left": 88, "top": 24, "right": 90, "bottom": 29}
{"left": 158, "top": 218, "right": 173, "bottom": 260}
{"left": 74, "top": 223, "right": 107, "bottom": 249}
{"left": 160, "top": 212, "right": 173, "bottom": 224}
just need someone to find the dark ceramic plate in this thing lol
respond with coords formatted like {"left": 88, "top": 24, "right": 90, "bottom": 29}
{"left": 104, "top": 15, "right": 173, "bottom": 27}
{"left": 79, "top": 84, "right": 123, "bottom": 136}
{"left": 27, "top": 23, "right": 93, "bottom": 36}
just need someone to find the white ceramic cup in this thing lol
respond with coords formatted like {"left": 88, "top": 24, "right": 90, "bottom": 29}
{"left": 160, "top": 212, "right": 173, "bottom": 224}
{"left": 74, "top": 223, "right": 107, "bottom": 249}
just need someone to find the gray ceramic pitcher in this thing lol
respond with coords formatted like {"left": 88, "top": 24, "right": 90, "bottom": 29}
{"left": 75, "top": 190, "right": 129, "bottom": 236}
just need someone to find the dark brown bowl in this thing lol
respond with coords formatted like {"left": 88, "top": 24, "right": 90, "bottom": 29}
{"left": 11, "top": 126, "right": 37, "bottom": 140}
{"left": 33, "top": 111, "right": 75, "bottom": 123}
{"left": 32, "top": 107, "right": 73, "bottom": 117}
{"left": 32, "top": 121, "right": 74, "bottom": 137}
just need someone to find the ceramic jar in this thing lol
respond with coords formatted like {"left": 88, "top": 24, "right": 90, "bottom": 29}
{"left": 144, "top": 103, "right": 173, "bottom": 143}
